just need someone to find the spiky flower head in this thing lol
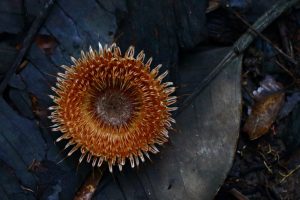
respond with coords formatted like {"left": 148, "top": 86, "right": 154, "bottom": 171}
{"left": 49, "top": 43, "right": 177, "bottom": 172}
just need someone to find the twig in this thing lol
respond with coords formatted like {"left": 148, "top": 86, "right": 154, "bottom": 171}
{"left": 20, "top": 185, "right": 35, "bottom": 194}
{"left": 74, "top": 166, "right": 105, "bottom": 200}
{"left": 278, "top": 20, "right": 294, "bottom": 58}
{"left": 0, "top": 0, "right": 56, "bottom": 94}
{"left": 229, "top": 188, "right": 249, "bottom": 200}
{"left": 263, "top": 161, "right": 273, "bottom": 174}
{"left": 231, "top": 10, "right": 298, "bottom": 66}
{"left": 279, "top": 164, "right": 300, "bottom": 183}
{"left": 175, "top": 0, "right": 300, "bottom": 117}
{"left": 275, "top": 60, "right": 297, "bottom": 81}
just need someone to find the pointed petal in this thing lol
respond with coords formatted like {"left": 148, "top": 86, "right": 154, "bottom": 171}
{"left": 129, "top": 154, "right": 135, "bottom": 168}
{"left": 125, "top": 46, "right": 135, "bottom": 58}
{"left": 98, "top": 42, "right": 103, "bottom": 53}
{"left": 157, "top": 70, "right": 168, "bottom": 82}
{"left": 136, "top": 51, "right": 145, "bottom": 62}
{"left": 79, "top": 152, "right": 87, "bottom": 163}
{"left": 87, "top": 153, "right": 92, "bottom": 163}
{"left": 97, "top": 157, "right": 104, "bottom": 167}
{"left": 108, "top": 162, "right": 113, "bottom": 173}
{"left": 70, "top": 56, "right": 77, "bottom": 64}
{"left": 92, "top": 157, "right": 97, "bottom": 167}
{"left": 67, "top": 144, "right": 80, "bottom": 156}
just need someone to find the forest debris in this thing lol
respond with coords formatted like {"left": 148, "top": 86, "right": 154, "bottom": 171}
{"left": 232, "top": 10, "right": 298, "bottom": 65}
{"left": 0, "top": 0, "right": 56, "bottom": 94}
{"left": 177, "top": 0, "right": 300, "bottom": 116}
{"left": 30, "top": 94, "right": 47, "bottom": 119}
{"left": 229, "top": 188, "right": 249, "bottom": 200}
{"left": 278, "top": 92, "right": 300, "bottom": 119}
{"left": 206, "top": 0, "right": 221, "bottom": 13}
{"left": 243, "top": 76, "right": 285, "bottom": 140}
{"left": 20, "top": 185, "right": 35, "bottom": 194}
{"left": 278, "top": 20, "right": 294, "bottom": 57}
{"left": 74, "top": 168, "right": 104, "bottom": 200}
{"left": 16, "top": 60, "right": 29, "bottom": 73}
{"left": 28, "top": 159, "right": 42, "bottom": 172}
{"left": 279, "top": 164, "right": 300, "bottom": 183}
{"left": 252, "top": 76, "right": 282, "bottom": 100}
{"left": 35, "top": 34, "right": 57, "bottom": 55}
{"left": 243, "top": 92, "right": 284, "bottom": 140}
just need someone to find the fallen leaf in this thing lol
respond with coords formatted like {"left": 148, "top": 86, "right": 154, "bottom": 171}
{"left": 243, "top": 92, "right": 285, "bottom": 140}
{"left": 94, "top": 48, "right": 242, "bottom": 200}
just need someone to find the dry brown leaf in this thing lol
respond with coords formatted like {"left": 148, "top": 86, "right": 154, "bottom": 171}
{"left": 243, "top": 92, "right": 285, "bottom": 140}
{"left": 206, "top": 0, "right": 221, "bottom": 13}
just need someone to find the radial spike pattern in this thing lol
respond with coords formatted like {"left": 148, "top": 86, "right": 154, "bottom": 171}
{"left": 49, "top": 43, "right": 177, "bottom": 172}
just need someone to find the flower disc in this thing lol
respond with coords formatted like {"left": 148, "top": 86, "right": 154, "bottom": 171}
{"left": 49, "top": 43, "right": 177, "bottom": 172}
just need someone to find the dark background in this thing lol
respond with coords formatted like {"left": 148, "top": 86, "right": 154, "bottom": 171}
{"left": 0, "top": 0, "right": 300, "bottom": 199}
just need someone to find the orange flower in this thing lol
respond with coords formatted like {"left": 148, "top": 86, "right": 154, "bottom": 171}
{"left": 49, "top": 43, "right": 177, "bottom": 172}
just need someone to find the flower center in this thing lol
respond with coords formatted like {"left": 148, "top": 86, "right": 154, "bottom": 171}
{"left": 95, "top": 90, "right": 133, "bottom": 126}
